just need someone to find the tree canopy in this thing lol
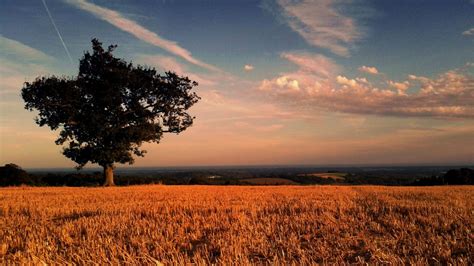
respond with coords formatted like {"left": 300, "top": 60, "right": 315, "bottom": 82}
{"left": 22, "top": 39, "right": 200, "bottom": 185}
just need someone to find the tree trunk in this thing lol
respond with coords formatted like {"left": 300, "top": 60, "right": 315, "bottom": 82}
{"left": 103, "top": 165, "right": 115, "bottom": 186}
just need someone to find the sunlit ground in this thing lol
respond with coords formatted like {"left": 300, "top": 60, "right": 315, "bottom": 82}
{"left": 1, "top": 185, "right": 472, "bottom": 264}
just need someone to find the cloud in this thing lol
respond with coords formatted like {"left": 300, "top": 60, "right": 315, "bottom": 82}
{"left": 234, "top": 121, "right": 284, "bottom": 132}
{"left": 281, "top": 52, "right": 340, "bottom": 78}
{"left": 259, "top": 61, "right": 474, "bottom": 119}
{"left": 0, "top": 60, "right": 53, "bottom": 94}
{"left": 358, "top": 65, "right": 378, "bottom": 74}
{"left": 260, "top": 76, "right": 301, "bottom": 93}
{"left": 260, "top": 51, "right": 340, "bottom": 96}
{"left": 0, "top": 35, "right": 53, "bottom": 62}
{"left": 66, "top": 0, "right": 219, "bottom": 72}
{"left": 462, "top": 27, "right": 474, "bottom": 36}
{"left": 197, "top": 88, "right": 315, "bottom": 125}
{"left": 387, "top": 80, "right": 410, "bottom": 95}
{"left": 134, "top": 54, "right": 217, "bottom": 87}
{"left": 137, "top": 55, "right": 185, "bottom": 73}
{"left": 276, "top": 0, "right": 364, "bottom": 56}
{"left": 0, "top": 36, "right": 57, "bottom": 95}
{"left": 336, "top": 75, "right": 358, "bottom": 87}
{"left": 244, "top": 64, "right": 254, "bottom": 71}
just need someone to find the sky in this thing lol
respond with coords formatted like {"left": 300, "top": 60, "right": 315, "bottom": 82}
{"left": 0, "top": 0, "right": 473, "bottom": 168}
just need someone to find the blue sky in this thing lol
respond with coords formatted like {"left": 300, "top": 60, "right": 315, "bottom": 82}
{"left": 1, "top": 0, "right": 473, "bottom": 167}
{"left": 2, "top": 0, "right": 471, "bottom": 77}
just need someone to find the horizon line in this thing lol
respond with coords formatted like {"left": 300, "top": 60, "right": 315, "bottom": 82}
{"left": 22, "top": 163, "right": 474, "bottom": 171}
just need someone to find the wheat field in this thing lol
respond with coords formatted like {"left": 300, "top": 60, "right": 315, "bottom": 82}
{"left": 1, "top": 185, "right": 473, "bottom": 264}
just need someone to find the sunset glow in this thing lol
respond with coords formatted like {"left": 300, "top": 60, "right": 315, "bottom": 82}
{"left": 1, "top": 0, "right": 473, "bottom": 168}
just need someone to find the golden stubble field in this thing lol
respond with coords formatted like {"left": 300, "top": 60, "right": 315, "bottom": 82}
{"left": 1, "top": 185, "right": 473, "bottom": 264}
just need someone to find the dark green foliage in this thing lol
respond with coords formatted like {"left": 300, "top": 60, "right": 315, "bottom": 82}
{"left": 286, "top": 175, "right": 337, "bottom": 185}
{"left": 22, "top": 39, "right": 199, "bottom": 170}
{"left": 0, "top": 164, "right": 32, "bottom": 186}
{"left": 344, "top": 173, "right": 417, "bottom": 186}
{"left": 443, "top": 168, "right": 474, "bottom": 184}
{"left": 2, "top": 165, "right": 472, "bottom": 187}
{"left": 41, "top": 173, "right": 103, "bottom": 186}
{"left": 411, "top": 168, "right": 474, "bottom": 186}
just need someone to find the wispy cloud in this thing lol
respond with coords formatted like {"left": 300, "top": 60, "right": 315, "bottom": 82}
{"left": 462, "top": 27, "right": 474, "bottom": 36}
{"left": 134, "top": 54, "right": 216, "bottom": 86}
{"left": 276, "top": 0, "right": 364, "bottom": 56}
{"left": 234, "top": 121, "right": 284, "bottom": 132}
{"left": 280, "top": 52, "right": 340, "bottom": 78}
{"left": 66, "top": 0, "right": 219, "bottom": 72}
{"left": 0, "top": 58, "right": 54, "bottom": 96}
{"left": 0, "top": 36, "right": 56, "bottom": 94}
{"left": 0, "top": 35, "right": 52, "bottom": 62}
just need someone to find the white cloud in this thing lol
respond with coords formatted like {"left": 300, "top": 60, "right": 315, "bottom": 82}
{"left": 66, "top": 0, "right": 219, "bottom": 72}
{"left": 244, "top": 64, "right": 254, "bottom": 71}
{"left": 260, "top": 76, "right": 300, "bottom": 94}
{"left": 336, "top": 75, "right": 358, "bottom": 87}
{"left": 358, "top": 65, "right": 379, "bottom": 74}
{"left": 276, "top": 0, "right": 363, "bottom": 56}
{"left": 355, "top": 77, "right": 368, "bottom": 84}
{"left": 462, "top": 27, "right": 474, "bottom": 36}
{"left": 277, "top": 76, "right": 300, "bottom": 91}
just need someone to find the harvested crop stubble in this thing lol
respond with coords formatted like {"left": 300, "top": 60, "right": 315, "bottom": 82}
{"left": 1, "top": 185, "right": 473, "bottom": 264}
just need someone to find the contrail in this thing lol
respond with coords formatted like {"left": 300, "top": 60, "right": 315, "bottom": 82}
{"left": 41, "top": 0, "right": 74, "bottom": 65}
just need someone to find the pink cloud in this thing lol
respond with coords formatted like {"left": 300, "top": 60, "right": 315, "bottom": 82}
{"left": 276, "top": 0, "right": 363, "bottom": 56}
{"left": 0, "top": 35, "right": 52, "bottom": 62}
{"left": 281, "top": 52, "right": 340, "bottom": 78}
{"left": 336, "top": 75, "right": 358, "bottom": 87}
{"left": 387, "top": 80, "right": 410, "bottom": 95}
{"left": 259, "top": 61, "right": 474, "bottom": 119}
{"left": 134, "top": 54, "right": 216, "bottom": 87}
{"left": 358, "top": 65, "right": 379, "bottom": 74}
{"left": 0, "top": 37, "right": 57, "bottom": 95}
{"left": 67, "top": 0, "right": 219, "bottom": 72}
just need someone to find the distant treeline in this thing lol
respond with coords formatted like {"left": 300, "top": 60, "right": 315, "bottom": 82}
{"left": 343, "top": 168, "right": 473, "bottom": 186}
{"left": 410, "top": 168, "right": 474, "bottom": 186}
{"left": 1, "top": 163, "right": 473, "bottom": 187}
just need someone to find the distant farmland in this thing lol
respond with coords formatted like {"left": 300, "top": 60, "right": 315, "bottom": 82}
{"left": 1, "top": 186, "right": 473, "bottom": 264}
{"left": 298, "top": 172, "right": 347, "bottom": 181}
{"left": 241, "top": 177, "right": 298, "bottom": 185}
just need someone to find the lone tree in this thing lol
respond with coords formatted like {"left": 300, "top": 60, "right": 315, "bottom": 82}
{"left": 22, "top": 39, "right": 200, "bottom": 186}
